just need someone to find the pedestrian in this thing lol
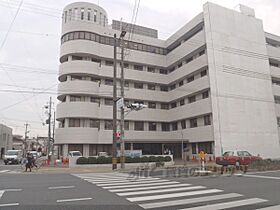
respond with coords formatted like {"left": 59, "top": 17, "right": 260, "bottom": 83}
{"left": 31, "top": 154, "right": 38, "bottom": 168}
{"left": 25, "top": 153, "right": 32, "bottom": 172}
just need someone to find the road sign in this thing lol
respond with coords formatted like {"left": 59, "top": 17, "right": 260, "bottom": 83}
{"left": 117, "top": 97, "right": 124, "bottom": 110}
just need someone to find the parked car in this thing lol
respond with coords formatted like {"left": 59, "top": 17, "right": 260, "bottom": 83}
{"left": 3, "top": 150, "right": 22, "bottom": 165}
{"left": 29, "top": 151, "right": 39, "bottom": 159}
{"left": 68, "top": 151, "right": 82, "bottom": 157}
{"left": 98, "top": 152, "right": 109, "bottom": 157}
{"left": 216, "top": 150, "right": 262, "bottom": 166}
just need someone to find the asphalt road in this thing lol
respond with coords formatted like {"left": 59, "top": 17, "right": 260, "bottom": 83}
{"left": 0, "top": 168, "right": 280, "bottom": 210}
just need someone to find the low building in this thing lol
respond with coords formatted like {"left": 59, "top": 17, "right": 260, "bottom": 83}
{"left": 12, "top": 135, "right": 24, "bottom": 150}
{"left": 0, "top": 124, "right": 13, "bottom": 159}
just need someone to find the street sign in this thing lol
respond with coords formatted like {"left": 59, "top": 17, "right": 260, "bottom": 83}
{"left": 117, "top": 97, "right": 124, "bottom": 110}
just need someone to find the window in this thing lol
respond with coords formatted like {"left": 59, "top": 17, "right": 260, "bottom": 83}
{"left": 172, "top": 122, "right": 178, "bottom": 131}
{"left": 161, "top": 103, "right": 169, "bottom": 110}
{"left": 89, "top": 119, "right": 99, "bottom": 128}
{"left": 188, "top": 95, "right": 196, "bottom": 103}
{"left": 180, "top": 99, "right": 185, "bottom": 106}
{"left": 192, "top": 143, "right": 197, "bottom": 154}
{"left": 79, "top": 31, "right": 85, "bottom": 39}
{"left": 105, "top": 60, "right": 114, "bottom": 66}
{"left": 270, "top": 62, "right": 279, "bottom": 67}
{"left": 169, "top": 67, "right": 175, "bottom": 73}
{"left": 105, "top": 79, "right": 113, "bottom": 86}
{"left": 161, "top": 123, "right": 170, "bottom": 131}
{"left": 149, "top": 122, "right": 157, "bottom": 131}
{"left": 134, "top": 121, "right": 144, "bottom": 131}
{"left": 72, "top": 56, "right": 83, "bottom": 61}
{"left": 93, "top": 10, "right": 97, "bottom": 22}
{"left": 178, "top": 62, "right": 182, "bottom": 68}
{"left": 187, "top": 76, "right": 194, "bottom": 83}
{"left": 204, "top": 115, "right": 211, "bottom": 126}
{"left": 105, "top": 98, "right": 113, "bottom": 106}
{"left": 148, "top": 67, "right": 155, "bottom": 73}
{"left": 90, "top": 97, "right": 100, "bottom": 104}
{"left": 87, "top": 8, "right": 91, "bottom": 20}
{"left": 124, "top": 121, "right": 129, "bottom": 130}
{"left": 69, "top": 9, "right": 72, "bottom": 20}
{"left": 170, "top": 102, "right": 177, "bottom": 109}
{"left": 134, "top": 65, "right": 143, "bottom": 71}
{"left": 190, "top": 118, "right": 198, "bottom": 128}
{"left": 170, "top": 84, "right": 176, "bottom": 90}
{"left": 74, "top": 32, "right": 79, "bottom": 39}
{"left": 105, "top": 120, "right": 113, "bottom": 130}
{"left": 181, "top": 120, "right": 186, "bottom": 129}
{"left": 199, "top": 50, "right": 205, "bottom": 56}
{"left": 159, "top": 69, "right": 168, "bottom": 74}
{"left": 201, "top": 70, "right": 207, "bottom": 77}
{"left": 70, "top": 96, "right": 85, "bottom": 102}
{"left": 124, "top": 81, "right": 129, "bottom": 87}
{"left": 277, "top": 118, "right": 280, "bottom": 127}
{"left": 69, "top": 118, "right": 80, "bottom": 127}
{"left": 275, "top": 97, "right": 280, "bottom": 104}
{"left": 148, "top": 84, "right": 155, "bottom": 90}
{"left": 160, "top": 85, "right": 168, "bottom": 92}
{"left": 74, "top": 8, "right": 78, "bottom": 20}
{"left": 124, "top": 63, "right": 129, "bottom": 68}
{"left": 148, "top": 102, "right": 156, "bottom": 109}
{"left": 202, "top": 91, "right": 209, "bottom": 99}
{"left": 81, "top": 8, "right": 84, "bottom": 20}
{"left": 179, "top": 80, "right": 184, "bottom": 87}
{"left": 85, "top": 32, "right": 90, "bottom": 40}
{"left": 64, "top": 11, "right": 67, "bottom": 23}
{"left": 186, "top": 57, "right": 193, "bottom": 63}
{"left": 134, "top": 82, "right": 143, "bottom": 89}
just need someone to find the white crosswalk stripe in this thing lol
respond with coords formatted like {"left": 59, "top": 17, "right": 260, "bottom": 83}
{"left": 72, "top": 172, "right": 275, "bottom": 209}
{"left": 256, "top": 205, "right": 280, "bottom": 210}
{"left": 0, "top": 170, "right": 10, "bottom": 173}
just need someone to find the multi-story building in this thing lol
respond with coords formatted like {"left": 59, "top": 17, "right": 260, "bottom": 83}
{"left": 0, "top": 124, "right": 13, "bottom": 159}
{"left": 55, "top": 2, "right": 280, "bottom": 159}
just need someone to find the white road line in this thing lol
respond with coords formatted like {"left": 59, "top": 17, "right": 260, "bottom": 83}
{"left": 75, "top": 173, "right": 129, "bottom": 178}
{"left": 179, "top": 198, "right": 267, "bottom": 210}
{"left": 127, "top": 189, "right": 223, "bottom": 202}
{"left": 139, "top": 193, "right": 243, "bottom": 209}
{"left": 110, "top": 183, "right": 192, "bottom": 192}
{"left": 97, "top": 179, "right": 170, "bottom": 187}
{"left": 0, "top": 203, "right": 19, "bottom": 207}
{"left": 256, "top": 205, "right": 280, "bottom": 210}
{"left": 88, "top": 177, "right": 159, "bottom": 184}
{"left": 0, "top": 190, "right": 4, "bottom": 199}
{"left": 103, "top": 181, "right": 179, "bottom": 189}
{"left": 243, "top": 174, "right": 280, "bottom": 180}
{"left": 117, "top": 186, "right": 206, "bottom": 196}
{"left": 57, "top": 197, "right": 92, "bottom": 203}
{"left": 0, "top": 170, "right": 10, "bottom": 173}
{"left": 48, "top": 186, "right": 75, "bottom": 190}
{"left": 2, "top": 189, "right": 22, "bottom": 192}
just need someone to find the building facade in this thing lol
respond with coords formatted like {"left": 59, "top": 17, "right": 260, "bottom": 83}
{"left": 55, "top": 2, "right": 280, "bottom": 159}
{"left": 0, "top": 124, "right": 13, "bottom": 159}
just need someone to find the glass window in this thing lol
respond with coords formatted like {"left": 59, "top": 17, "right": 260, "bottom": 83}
{"left": 161, "top": 123, "right": 170, "bottom": 131}
{"left": 161, "top": 103, "right": 169, "bottom": 110}
{"left": 180, "top": 99, "right": 185, "bottom": 106}
{"left": 170, "top": 102, "right": 177, "bottom": 109}
{"left": 69, "top": 118, "right": 80, "bottom": 127}
{"left": 149, "top": 122, "right": 157, "bottom": 131}
{"left": 178, "top": 62, "right": 182, "bottom": 68}
{"left": 187, "top": 76, "right": 194, "bottom": 83}
{"left": 134, "top": 82, "right": 143, "bottom": 89}
{"left": 160, "top": 85, "right": 168, "bottom": 92}
{"left": 192, "top": 143, "right": 197, "bottom": 154}
{"left": 190, "top": 118, "right": 197, "bottom": 128}
{"left": 124, "top": 81, "right": 129, "bottom": 87}
{"left": 105, "top": 120, "right": 113, "bottom": 130}
{"left": 170, "top": 84, "right": 176, "bottom": 90}
{"left": 85, "top": 32, "right": 90, "bottom": 40}
{"left": 105, "top": 79, "right": 113, "bottom": 86}
{"left": 147, "top": 67, "right": 155, "bottom": 73}
{"left": 181, "top": 120, "right": 186, "bottom": 129}
{"left": 204, "top": 115, "right": 211, "bottom": 125}
{"left": 134, "top": 121, "right": 144, "bottom": 131}
{"left": 134, "top": 65, "right": 143, "bottom": 71}
{"left": 89, "top": 119, "right": 99, "bottom": 128}
{"left": 68, "top": 32, "right": 74, "bottom": 40}
{"left": 105, "top": 60, "right": 114, "bottom": 66}
{"left": 201, "top": 70, "right": 207, "bottom": 77}
{"left": 199, "top": 50, "right": 205, "bottom": 56}
{"left": 93, "top": 10, "right": 97, "bottom": 22}
{"left": 90, "top": 97, "right": 100, "bottom": 104}
{"left": 172, "top": 122, "right": 178, "bottom": 131}
{"left": 69, "top": 9, "right": 72, "bottom": 21}
{"left": 90, "top": 33, "right": 95, "bottom": 41}
{"left": 70, "top": 96, "right": 81, "bottom": 102}
{"left": 124, "top": 121, "right": 129, "bottom": 130}
{"left": 79, "top": 32, "right": 85, "bottom": 39}
{"left": 148, "top": 102, "right": 156, "bottom": 109}
{"left": 188, "top": 95, "right": 196, "bottom": 103}
{"left": 124, "top": 63, "right": 129, "bottom": 68}
{"left": 159, "top": 69, "right": 168, "bottom": 75}
{"left": 104, "top": 98, "right": 113, "bottom": 105}
{"left": 186, "top": 57, "right": 193, "bottom": 63}
{"left": 179, "top": 80, "right": 184, "bottom": 87}
{"left": 202, "top": 91, "right": 209, "bottom": 99}
{"left": 81, "top": 8, "right": 84, "bottom": 20}
{"left": 74, "top": 8, "right": 78, "bottom": 20}
{"left": 74, "top": 32, "right": 79, "bottom": 39}
{"left": 87, "top": 8, "right": 91, "bottom": 21}
{"left": 148, "top": 84, "right": 155, "bottom": 90}
{"left": 64, "top": 11, "right": 67, "bottom": 23}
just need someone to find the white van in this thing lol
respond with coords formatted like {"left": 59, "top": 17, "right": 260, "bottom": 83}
{"left": 68, "top": 151, "right": 82, "bottom": 157}
{"left": 4, "top": 150, "right": 22, "bottom": 165}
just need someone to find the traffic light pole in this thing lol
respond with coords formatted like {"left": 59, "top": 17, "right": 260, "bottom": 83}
{"left": 112, "top": 34, "right": 118, "bottom": 170}
{"left": 47, "top": 96, "right": 52, "bottom": 160}
{"left": 120, "top": 35, "right": 125, "bottom": 169}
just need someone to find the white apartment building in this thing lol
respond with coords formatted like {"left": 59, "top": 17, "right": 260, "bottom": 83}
{"left": 0, "top": 124, "right": 13, "bottom": 159}
{"left": 55, "top": 2, "right": 280, "bottom": 159}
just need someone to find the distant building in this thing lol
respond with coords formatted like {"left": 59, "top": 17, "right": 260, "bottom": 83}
{"left": 12, "top": 135, "right": 24, "bottom": 150}
{"left": 55, "top": 2, "right": 280, "bottom": 159}
{"left": 0, "top": 124, "right": 13, "bottom": 159}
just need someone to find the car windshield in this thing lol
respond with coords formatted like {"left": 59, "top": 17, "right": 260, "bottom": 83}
{"left": 6, "top": 151, "right": 18, "bottom": 155}
{"left": 72, "top": 152, "right": 81, "bottom": 156}
{"left": 223, "top": 151, "right": 234, "bottom": 156}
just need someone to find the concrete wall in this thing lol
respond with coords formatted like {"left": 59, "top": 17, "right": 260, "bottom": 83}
{"left": 0, "top": 124, "right": 13, "bottom": 159}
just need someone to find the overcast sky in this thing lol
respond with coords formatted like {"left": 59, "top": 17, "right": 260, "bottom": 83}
{"left": 0, "top": 0, "right": 279, "bottom": 138}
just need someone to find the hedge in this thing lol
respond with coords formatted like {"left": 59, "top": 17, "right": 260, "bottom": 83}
{"left": 76, "top": 156, "right": 172, "bottom": 164}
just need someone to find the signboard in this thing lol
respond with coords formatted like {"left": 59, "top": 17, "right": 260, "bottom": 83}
{"left": 117, "top": 97, "right": 124, "bottom": 110}
{"left": 117, "top": 150, "right": 142, "bottom": 158}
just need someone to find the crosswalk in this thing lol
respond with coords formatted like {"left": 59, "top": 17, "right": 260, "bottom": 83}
{"left": 73, "top": 172, "right": 278, "bottom": 209}
{"left": 0, "top": 170, "right": 21, "bottom": 174}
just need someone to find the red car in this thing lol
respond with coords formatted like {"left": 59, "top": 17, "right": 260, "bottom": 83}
{"left": 216, "top": 150, "right": 262, "bottom": 166}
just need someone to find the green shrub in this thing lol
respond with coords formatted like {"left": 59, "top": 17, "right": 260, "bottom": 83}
{"left": 76, "top": 157, "right": 88, "bottom": 164}
{"left": 132, "top": 156, "right": 141, "bottom": 163}
{"left": 97, "top": 156, "right": 108, "bottom": 164}
{"left": 157, "top": 156, "right": 165, "bottom": 162}
{"left": 125, "top": 157, "right": 133, "bottom": 163}
{"left": 141, "top": 156, "right": 150, "bottom": 162}
{"left": 88, "top": 157, "right": 97, "bottom": 164}
{"left": 164, "top": 156, "right": 172, "bottom": 162}
{"left": 149, "top": 156, "right": 157, "bottom": 162}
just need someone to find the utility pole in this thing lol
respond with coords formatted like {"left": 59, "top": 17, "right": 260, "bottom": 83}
{"left": 47, "top": 96, "right": 52, "bottom": 160}
{"left": 52, "top": 111, "right": 55, "bottom": 157}
{"left": 120, "top": 30, "right": 126, "bottom": 169}
{"left": 24, "top": 122, "right": 30, "bottom": 157}
{"left": 112, "top": 33, "right": 117, "bottom": 170}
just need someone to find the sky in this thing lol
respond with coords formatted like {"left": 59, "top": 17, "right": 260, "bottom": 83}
{"left": 0, "top": 0, "right": 279, "bottom": 138}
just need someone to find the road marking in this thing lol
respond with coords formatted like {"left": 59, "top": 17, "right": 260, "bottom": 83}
{"left": 97, "top": 179, "right": 170, "bottom": 187}
{"left": 110, "top": 183, "right": 192, "bottom": 192}
{"left": 86, "top": 177, "right": 159, "bottom": 183}
{"left": 139, "top": 193, "right": 243, "bottom": 209}
{"left": 0, "top": 190, "right": 4, "bottom": 199}
{"left": 179, "top": 198, "right": 267, "bottom": 210}
{"left": 2, "top": 189, "right": 22, "bottom": 192}
{"left": 127, "top": 189, "right": 223, "bottom": 202}
{"left": 257, "top": 205, "right": 280, "bottom": 210}
{"left": 0, "top": 170, "right": 10, "bottom": 173}
{"left": 103, "top": 181, "right": 179, "bottom": 189}
{"left": 57, "top": 197, "right": 92, "bottom": 203}
{"left": 243, "top": 174, "right": 280, "bottom": 180}
{"left": 48, "top": 186, "right": 75, "bottom": 190}
{"left": 0, "top": 203, "right": 19, "bottom": 207}
{"left": 117, "top": 186, "right": 206, "bottom": 196}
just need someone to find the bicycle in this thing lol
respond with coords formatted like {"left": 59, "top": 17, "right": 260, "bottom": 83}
{"left": 20, "top": 156, "right": 47, "bottom": 172}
